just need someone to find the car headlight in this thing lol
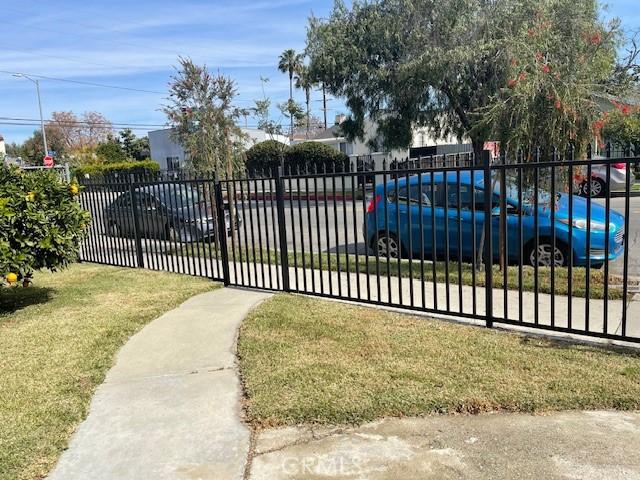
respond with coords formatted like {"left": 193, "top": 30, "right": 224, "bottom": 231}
{"left": 558, "top": 218, "right": 612, "bottom": 231}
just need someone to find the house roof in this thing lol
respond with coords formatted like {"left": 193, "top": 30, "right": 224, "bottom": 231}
{"left": 310, "top": 124, "right": 344, "bottom": 141}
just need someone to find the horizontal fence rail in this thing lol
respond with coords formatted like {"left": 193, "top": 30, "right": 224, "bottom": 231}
{"left": 78, "top": 147, "right": 640, "bottom": 344}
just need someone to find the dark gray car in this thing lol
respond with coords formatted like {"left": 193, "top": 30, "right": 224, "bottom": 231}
{"left": 104, "top": 184, "right": 238, "bottom": 242}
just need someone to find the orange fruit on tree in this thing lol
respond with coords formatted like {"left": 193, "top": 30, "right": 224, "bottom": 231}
{"left": 6, "top": 273, "right": 18, "bottom": 284}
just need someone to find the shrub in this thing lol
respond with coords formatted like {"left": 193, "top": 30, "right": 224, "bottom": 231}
{"left": 245, "top": 140, "right": 290, "bottom": 174}
{"left": 0, "top": 166, "right": 90, "bottom": 285}
{"left": 95, "top": 139, "right": 128, "bottom": 163}
{"left": 74, "top": 160, "right": 160, "bottom": 183}
{"left": 286, "top": 142, "right": 350, "bottom": 173}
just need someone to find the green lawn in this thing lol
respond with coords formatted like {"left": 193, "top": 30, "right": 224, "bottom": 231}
{"left": 175, "top": 244, "right": 626, "bottom": 299}
{"left": 238, "top": 294, "right": 640, "bottom": 427}
{"left": 0, "top": 264, "right": 217, "bottom": 480}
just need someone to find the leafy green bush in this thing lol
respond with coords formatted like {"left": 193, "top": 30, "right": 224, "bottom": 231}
{"left": 74, "top": 160, "right": 160, "bottom": 183}
{"left": 95, "top": 139, "right": 128, "bottom": 163}
{"left": 286, "top": 142, "right": 349, "bottom": 173}
{"left": 245, "top": 140, "right": 350, "bottom": 175}
{"left": 0, "top": 166, "right": 90, "bottom": 285}
{"left": 245, "top": 140, "right": 290, "bottom": 173}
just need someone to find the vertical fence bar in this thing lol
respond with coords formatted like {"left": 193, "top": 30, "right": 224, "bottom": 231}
{"left": 297, "top": 175, "right": 307, "bottom": 292}
{"left": 306, "top": 174, "right": 316, "bottom": 293}
{"left": 269, "top": 176, "right": 281, "bottom": 290}
{"left": 350, "top": 164, "right": 360, "bottom": 300}
{"left": 483, "top": 150, "right": 493, "bottom": 327}
{"left": 214, "top": 176, "right": 231, "bottom": 286}
{"left": 603, "top": 145, "right": 611, "bottom": 334}
{"left": 129, "top": 181, "right": 144, "bottom": 268}
{"left": 622, "top": 157, "right": 631, "bottom": 336}
{"left": 585, "top": 148, "right": 592, "bottom": 332}
{"left": 276, "top": 167, "right": 290, "bottom": 292}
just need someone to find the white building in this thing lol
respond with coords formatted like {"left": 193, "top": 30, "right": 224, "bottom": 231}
{"left": 0, "top": 134, "right": 6, "bottom": 162}
{"left": 297, "top": 115, "right": 471, "bottom": 170}
{"left": 148, "top": 127, "right": 289, "bottom": 170}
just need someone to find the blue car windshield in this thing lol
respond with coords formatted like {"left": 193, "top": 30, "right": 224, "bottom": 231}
{"left": 478, "top": 175, "right": 553, "bottom": 208}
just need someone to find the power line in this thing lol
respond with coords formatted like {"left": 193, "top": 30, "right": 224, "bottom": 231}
{"left": 0, "top": 116, "right": 168, "bottom": 128}
{"left": 0, "top": 70, "right": 165, "bottom": 94}
{"left": 0, "top": 121, "right": 154, "bottom": 131}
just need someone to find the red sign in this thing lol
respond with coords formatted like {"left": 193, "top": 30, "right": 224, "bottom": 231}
{"left": 43, "top": 155, "right": 54, "bottom": 168}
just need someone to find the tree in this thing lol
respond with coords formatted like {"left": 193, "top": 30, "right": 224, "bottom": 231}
{"left": 306, "top": 0, "right": 631, "bottom": 158}
{"left": 163, "top": 57, "right": 247, "bottom": 176}
{"left": 119, "top": 128, "right": 151, "bottom": 160}
{"left": 295, "top": 64, "right": 316, "bottom": 138}
{"left": 252, "top": 77, "right": 285, "bottom": 137}
{"left": 0, "top": 166, "right": 89, "bottom": 285}
{"left": 47, "top": 111, "right": 113, "bottom": 152}
{"left": 601, "top": 102, "right": 640, "bottom": 153}
{"left": 278, "top": 100, "right": 306, "bottom": 133}
{"left": 96, "top": 137, "right": 128, "bottom": 163}
{"left": 278, "top": 48, "right": 304, "bottom": 138}
{"left": 17, "top": 127, "right": 68, "bottom": 165}
{"left": 480, "top": 0, "right": 623, "bottom": 156}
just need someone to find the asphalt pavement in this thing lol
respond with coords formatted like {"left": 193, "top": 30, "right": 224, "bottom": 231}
{"left": 82, "top": 191, "right": 640, "bottom": 278}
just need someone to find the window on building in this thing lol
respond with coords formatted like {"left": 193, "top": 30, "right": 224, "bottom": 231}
{"left": 166, "top": 157, "right": 180, "bottom": 171}
{"left": 339, "top": 142, "right": 353, "bottom": 155}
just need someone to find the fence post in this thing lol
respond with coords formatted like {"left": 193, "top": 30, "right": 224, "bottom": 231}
{"left": 214, "top": 175, "right": 231, "bottom": 286}
{"left": 482, "top": 150, "right": 493, "bottom": 328}
{"left": 275, "top": 166, "right": 290, "bottom": 292}
{"left": 129, "top": 175, "right": 144, "bottom": 268}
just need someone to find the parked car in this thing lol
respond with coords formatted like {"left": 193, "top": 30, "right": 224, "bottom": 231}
{"left": 104, "top": 184, "right": 239, "bottom": 242}
{"left": 577, "top": 157, "right": 628, "bottom": 197}
{"left": 365, "top": 171, "right": 625, "bottom": 267}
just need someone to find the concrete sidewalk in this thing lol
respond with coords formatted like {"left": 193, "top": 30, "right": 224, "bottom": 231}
{"left": 48, "top": 288, "right": 272, "bottom": 480}
{"left": 250, "top": 412, "right": 640, "bottom": 479}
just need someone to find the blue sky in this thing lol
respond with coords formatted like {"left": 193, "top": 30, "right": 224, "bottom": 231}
{"left": 1, "top": 0, "right": 638, "bottom": 144}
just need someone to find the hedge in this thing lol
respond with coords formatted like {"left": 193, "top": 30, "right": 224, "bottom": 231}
{"left": 246, "top": 140, "right": 349, "bottom": 174}
{"left": 246, "top": 140, "right": 289, "bottom": 173}
{"left": 74, "top": 160, "right": 160, "bottom": 183}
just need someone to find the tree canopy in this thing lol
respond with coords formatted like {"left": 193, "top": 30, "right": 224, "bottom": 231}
{"left": 306, "top": 0, "right": 633, "bottom": 157}
{"left": 164, "top": 57, "right": 246, "bottom": 175}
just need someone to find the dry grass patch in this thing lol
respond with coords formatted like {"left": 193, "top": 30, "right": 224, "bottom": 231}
{"left": 0, "top": 264, "right": 217, "bottom": 480}
{"left": 238, "top": 294, "right": 640, "bottom": 426}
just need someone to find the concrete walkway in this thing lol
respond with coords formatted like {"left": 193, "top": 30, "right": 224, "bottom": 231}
{"left": 250, "top": 412, "right": 640, "bottom": 479}
{"left": 48, "top": 288, "right": 272, "bottom": 480}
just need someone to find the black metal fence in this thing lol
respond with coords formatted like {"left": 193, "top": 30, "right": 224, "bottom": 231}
{"left": 78, "top": 146, "right": 640, "bottom": 344}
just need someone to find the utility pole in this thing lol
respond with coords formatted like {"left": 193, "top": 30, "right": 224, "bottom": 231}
{"left": 322, "top": 83, "right": 328, "bottom": 130}
{"left": 14, "top": 74, "right": 48, "bottom": 156}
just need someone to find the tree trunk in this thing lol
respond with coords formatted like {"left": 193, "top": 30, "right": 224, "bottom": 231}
{"left": 306, "top": 88, "right": 311, "bottom": 139}
{"left": 289, "top": 72, "right": 294, "bottom": 140}
{"left": 322, "top": 83, "right": 328, "bottom": 130}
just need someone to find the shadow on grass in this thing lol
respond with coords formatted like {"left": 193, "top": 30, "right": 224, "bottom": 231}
{"left": 518, "top": 333, "right": 640, "bottom": 358}
{"left": 0, "top": 287, "right": 55, "bottom": 315}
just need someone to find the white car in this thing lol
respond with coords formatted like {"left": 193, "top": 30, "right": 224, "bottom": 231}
{"left": 578, "top": 157, "right": 628, "bottom": 197}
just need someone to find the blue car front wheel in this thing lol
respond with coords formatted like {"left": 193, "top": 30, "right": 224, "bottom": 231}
{"left": 526, "top": 241, "right": 568, "bottom": 267}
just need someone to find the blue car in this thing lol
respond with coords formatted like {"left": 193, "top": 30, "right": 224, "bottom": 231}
{"left": 365, "top": 171, "right": 625, "bottom": 267}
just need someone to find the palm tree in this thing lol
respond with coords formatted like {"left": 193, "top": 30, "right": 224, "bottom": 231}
{"left": 278, "top": 49, "right": 303, "bottom": 138}
{"left": 295, "top": 65, "right": 315, "bottom": 138}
